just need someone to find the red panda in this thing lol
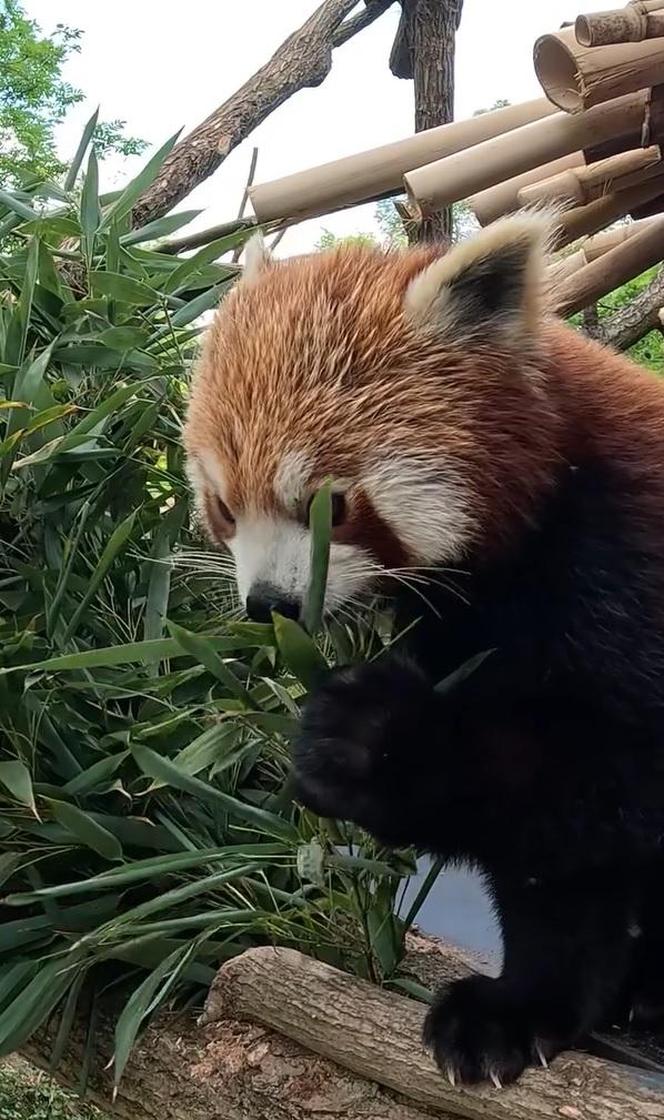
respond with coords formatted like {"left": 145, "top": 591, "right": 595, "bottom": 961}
{"left": 184, "top": 214, "right": 664, "bottom": 1086}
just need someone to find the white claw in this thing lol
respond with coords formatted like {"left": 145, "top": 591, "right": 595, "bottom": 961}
{"left": 536, "top": 1041, "right": 548, "bottom": 1069}
{"left": 446, "top": 1066, "right": 457, "bottom": 1088}
{"left": 628, "top": 1006, "right": 635, "bottom": 1024}
{"left": 490, "top": 1070, "right": 503, "bottom": 1090}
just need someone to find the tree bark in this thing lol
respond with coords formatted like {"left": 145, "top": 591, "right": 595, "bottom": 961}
{"left": 131, "top": 0, "right": 395, "bottom": 229}
{"left": 580, "top": 266, "right": 664, "bottom": 349}
{"left": 391, "top": 1, "right": 464, "bottom": 242}
{"left": 19, "top": 933, "right": 664, "bottom": 1120}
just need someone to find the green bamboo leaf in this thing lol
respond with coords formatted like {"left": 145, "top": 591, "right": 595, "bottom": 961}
{"left": 302, "top": 480, "right": 332, "bottom": 635}
{"left": 132, "top": 744, "right": 298, "bottom": 842}
{"left": 63, "top": 752, "right": 130, "bottom": 797}
{"left": 0, "top": 634, "right": 262, "bottom": 675}
{"left": 273, "top": 614, "right": 327, "bottom": 690}
{"left": 102, "top": 131, "right": 182, "bottom": 228}
{"left": 434, "top": 649, "right": 494, "bottom": 697}
{"left": 163, "top": 233, "right": 245, "bottom": 294}
{"left": 0, "top": 852, "right": 22, "bottom": 889}
{"left": 0, "top": 189, "right": 36, "bottom": 222}
{"left": 98, "top": 326, "right": 149, "bottom": 350}
{"left": 167, "top": 620, "right": 252, "bottom": 704}
{"left": 47, "top": 799, "right": 123, "bottom": 860}
{"left": 65, "top": 106, "right": 100, "bottom": 191}
{"left": 62, "top": 510, "right": 138, "bottom": 642}
{"left": 171, "top": 723, "right": 242, "bottom": 778}
{"left": 90, "top": 271, "right": 160, "bottom": 306}
{"left": 120, "top": 209, "right": 202, "bottom": 246}
{"left": 80, "top": 148, "right": 100, "bottom": 250}
{"left": 0, "top": 761, "right": 38, "bottom": 816}
{"left": 169, "top": 283, "right": 225, "bottom": 327}
{"left": 0, "top": 958, "right": 79, "bottom": 1057}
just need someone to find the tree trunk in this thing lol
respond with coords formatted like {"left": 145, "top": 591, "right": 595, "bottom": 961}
{"left": 581, "top": 266, "right": 664, "bottom": 349}
{"left": 391, "top": 1, "right": 463, "bottom": 242}
{"left": 131, "top": 0, "right": 395, "bottom": 229}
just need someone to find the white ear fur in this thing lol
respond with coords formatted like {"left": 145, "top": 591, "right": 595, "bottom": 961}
{"left": 243, "top": 231, "right": 272, "bottom": 283}
{"left": 404, "top": 211, "right": 555, "bottom": 343}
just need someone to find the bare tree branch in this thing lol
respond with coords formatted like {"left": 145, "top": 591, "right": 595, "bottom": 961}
{"left": 132, "top": 0, "right": 395, "bottom": 229}
{"left": 581, "top": 267, "right": 664, "bottom": 350}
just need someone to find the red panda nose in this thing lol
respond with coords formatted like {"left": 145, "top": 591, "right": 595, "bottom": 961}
{"left": 246, "top": 584, "right": 301, "bottom": 624}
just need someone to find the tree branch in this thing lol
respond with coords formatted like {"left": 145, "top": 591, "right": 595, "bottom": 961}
{"left": 581, "top": 267, "right": 664, "bottom": 350}
{"left": 132, "top": 0, "right": 394, "bottom": 228}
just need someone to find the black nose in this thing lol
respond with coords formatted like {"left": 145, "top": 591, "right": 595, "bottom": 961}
{"left": 246, "top": 584, "right": 301, "bottom": 623}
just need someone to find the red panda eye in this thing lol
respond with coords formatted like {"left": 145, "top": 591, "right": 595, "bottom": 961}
{"left": 216, "top": 496, "right": 235, "bottom": 526}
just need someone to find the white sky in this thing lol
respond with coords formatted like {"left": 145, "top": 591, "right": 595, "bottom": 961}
{"left": 26, "top": 0, "right": 611, "bottom": 255}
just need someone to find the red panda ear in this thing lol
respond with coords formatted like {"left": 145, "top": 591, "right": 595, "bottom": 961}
{"left": 242, "top": 231, "right": 272, "bottom": 284}
{"left": 403, "top": 212, "right": 553, "bottom": 347}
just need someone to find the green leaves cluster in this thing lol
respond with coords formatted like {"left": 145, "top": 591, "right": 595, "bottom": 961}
{"left": 0, "top": 118, "right": 429, "bottom": 1087}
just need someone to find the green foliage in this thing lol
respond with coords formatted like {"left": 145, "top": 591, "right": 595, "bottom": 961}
{"left": 569, "top": 265, "right": 664, "bottom": 374}
{"left": 0, "top": 1059, "right": 103, "bottom": 1120}
{"left": 0, "top": 1, "right": 145, "bottom": 187}
{"left": 0, "top": 119, "right": 431, "bottom": 1085}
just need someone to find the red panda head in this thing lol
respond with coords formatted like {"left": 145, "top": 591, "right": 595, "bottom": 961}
{"left": 183, "top": 214, "right": 560, "bottom": 622}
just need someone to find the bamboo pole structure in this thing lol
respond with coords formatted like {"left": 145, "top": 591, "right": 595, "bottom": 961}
{"left": 248, "top": 98, "right": 556, "bottom": 224}
{"left": 583, "top": 215, "right": 658, "bottom": 258}
{"left": 534, "top": 25, "right": 664, "bottom": 113}
{"left": 404, "top": 91, "right": 648, "bottom": 218}
{"left": 557, "top": 172, "right": 664, "bottom": 246}
{"left": 576, "top": 4, "right": 664, "bottom": 46}
{"left": 518, "top": 145, "right": 662, "bottom": 206}
{"left": 549, "top": 248, "right": 588, "bottom": 284}
{"left": 469, "top": 152, "right": 586, "bottom": 226}
{"left": 555, "top": 213, "right": 664, "bottom": 316}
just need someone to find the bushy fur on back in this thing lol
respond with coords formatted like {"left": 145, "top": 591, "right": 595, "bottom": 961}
{"left": 184, "top": 214, "right": 664, "bottom": 1086}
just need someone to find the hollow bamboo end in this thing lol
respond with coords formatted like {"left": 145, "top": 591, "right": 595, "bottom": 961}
{"left": 534, "top": 34, "right": 584, "bottom": 113}
{"left": 575, "top": 15, "right": 593, "bottom": 46}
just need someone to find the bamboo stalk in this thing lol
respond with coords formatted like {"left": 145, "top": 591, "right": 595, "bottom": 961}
{"left": 555, "top": 213, "right": 664, "bottom": 316}
{"left": 469, "top": 152, "right": 585, "bottom": 226}
{"left": 557, "top": 172, "right": 664, "bottom": 247}
{"left": 404, "top": 91, "right": 648, "bottom": 219}
{"left": 248, "top": 98, "right": 557, "bottom": 224}
{"left": 576, "top": 4, "right": 664, "bottom": 45}
{"left": 630, "top": 0, "right": 664, "bottom": 14}
{"left": 534, "top": 25, "right": 664, "bottom": 112}
{"left": 548, "top": 248, "right": 588, "bottom": 284}
{"left": 518, "top": 145, "right": 662, "bottom": 207}
{"left": 583, "top": 215, "right": 658, "bottom": 258}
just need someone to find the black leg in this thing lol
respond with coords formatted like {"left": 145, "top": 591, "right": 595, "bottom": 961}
{"left": 424, "top": 870, "right": 635, "bottom": 1085}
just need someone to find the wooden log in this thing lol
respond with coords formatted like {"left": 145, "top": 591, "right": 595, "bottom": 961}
{"left": 248, "top": 98, "right": 557, "bottom": 224}
{"left": 557, "top": 173, "right": 664, "bottom": 246}
{"left": 576, "top": 5, "right": 664, "bottom": 46}
{"left": 555, "top": 214, "right": 664, "bottom": 316}
{"left": 584, "top": 215, "right": 658, "bottom": 258}
{"left": 469, "top": 152, "right": 585, "bottom": 226}
{"left": 404, "top": 91, "right": 648, "bottom": 218}
{"left": 203, "top": 946, "right": 664, "bottom": 1120}
{"left": 534, "top": 25, "right": 664, "bottom": 113}
{"left": 519, "top": 146, "right": 662, "bottom": 207}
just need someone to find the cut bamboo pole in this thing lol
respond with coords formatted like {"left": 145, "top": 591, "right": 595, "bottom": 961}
{"left": 548, "top": 248, "right": 588, "bottom": 284}
{"left": 518, "top": 145, "right": 662, "bottom": 207}
{"left": 469, "top": 152, "right": 586, "bottom": 226}
{"left": 405, "top": 91, "right": 648, "bottom": 218}
{"left": 555, "top": 213, "right": 664, "bottom": 316}
{"left": 576, "top": 4, "right": 664, "bottom": 45}
{"left": 534, "top": 25, "right": 664, "bottom": 112}
{"left": 557, "top": 172, "right": 664, "bottom": 246}
{"left": 248, "top": 98, "right": 556, "bottom": 224}
{"left": 584, "top": 215, "right": 658, "bottom": 258}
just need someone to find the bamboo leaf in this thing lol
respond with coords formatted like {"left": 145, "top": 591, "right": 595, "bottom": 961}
{"left": 47, "top": 799, "right": 123, "bottom": 861}
{"left": 302, "top": 480, "right": 332, "bottom": 635}
{"left": 0, "top": 761, "right": 38, "bottom": 816}
{"left": 65, "top": 107, "right": 100, "bottom": 191}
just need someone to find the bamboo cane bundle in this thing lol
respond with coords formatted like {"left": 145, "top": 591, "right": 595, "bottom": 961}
{"left": 519, "top": 145, "right": 662, "bottom": 206}
{"left": 469, "top": 152, "right": 586, "bottom": 226}
{"left": 576, "top": 3, "right": 664, "bottom": 46}
{"left": 404, "top": 92, "right": 648, "bottom": 218}
{"left": 548, "top": 248, "right": 588, "bottom": 284}
{"left": 555, "top": 213, "right": 664, "bottom": 316}
{"left": 534, "top": 25, "right": 664, "bottom": 112}
{"left": 583, "top": 215, "right": 658, "bottom": 257}
{"left": 556, "top": 172, "right": 664, "bottom": 246}
{"left": 248, "top": 99, "right": 556, "bottom": 225}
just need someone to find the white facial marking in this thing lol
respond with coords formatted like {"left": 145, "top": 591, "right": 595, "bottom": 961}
{"left": 229, "top": 515, "right": 374, "bottom": 611}
{"left": 362, "top": 456, "right": 475, "bottom": 565}
{"left": 273, "top": 451, "right": 313, "bottom": 512}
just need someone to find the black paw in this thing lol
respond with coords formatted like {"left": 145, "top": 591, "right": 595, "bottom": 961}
{"left": 292, "top": 658, "right": 435, "bottom": 831}
{"left": 424, "top": 976, "right": 556, "bottom": 1087}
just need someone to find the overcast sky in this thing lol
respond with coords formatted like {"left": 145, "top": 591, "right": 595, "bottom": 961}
{"left": 26, "top": 0, "right": 611, "bottom": 254}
